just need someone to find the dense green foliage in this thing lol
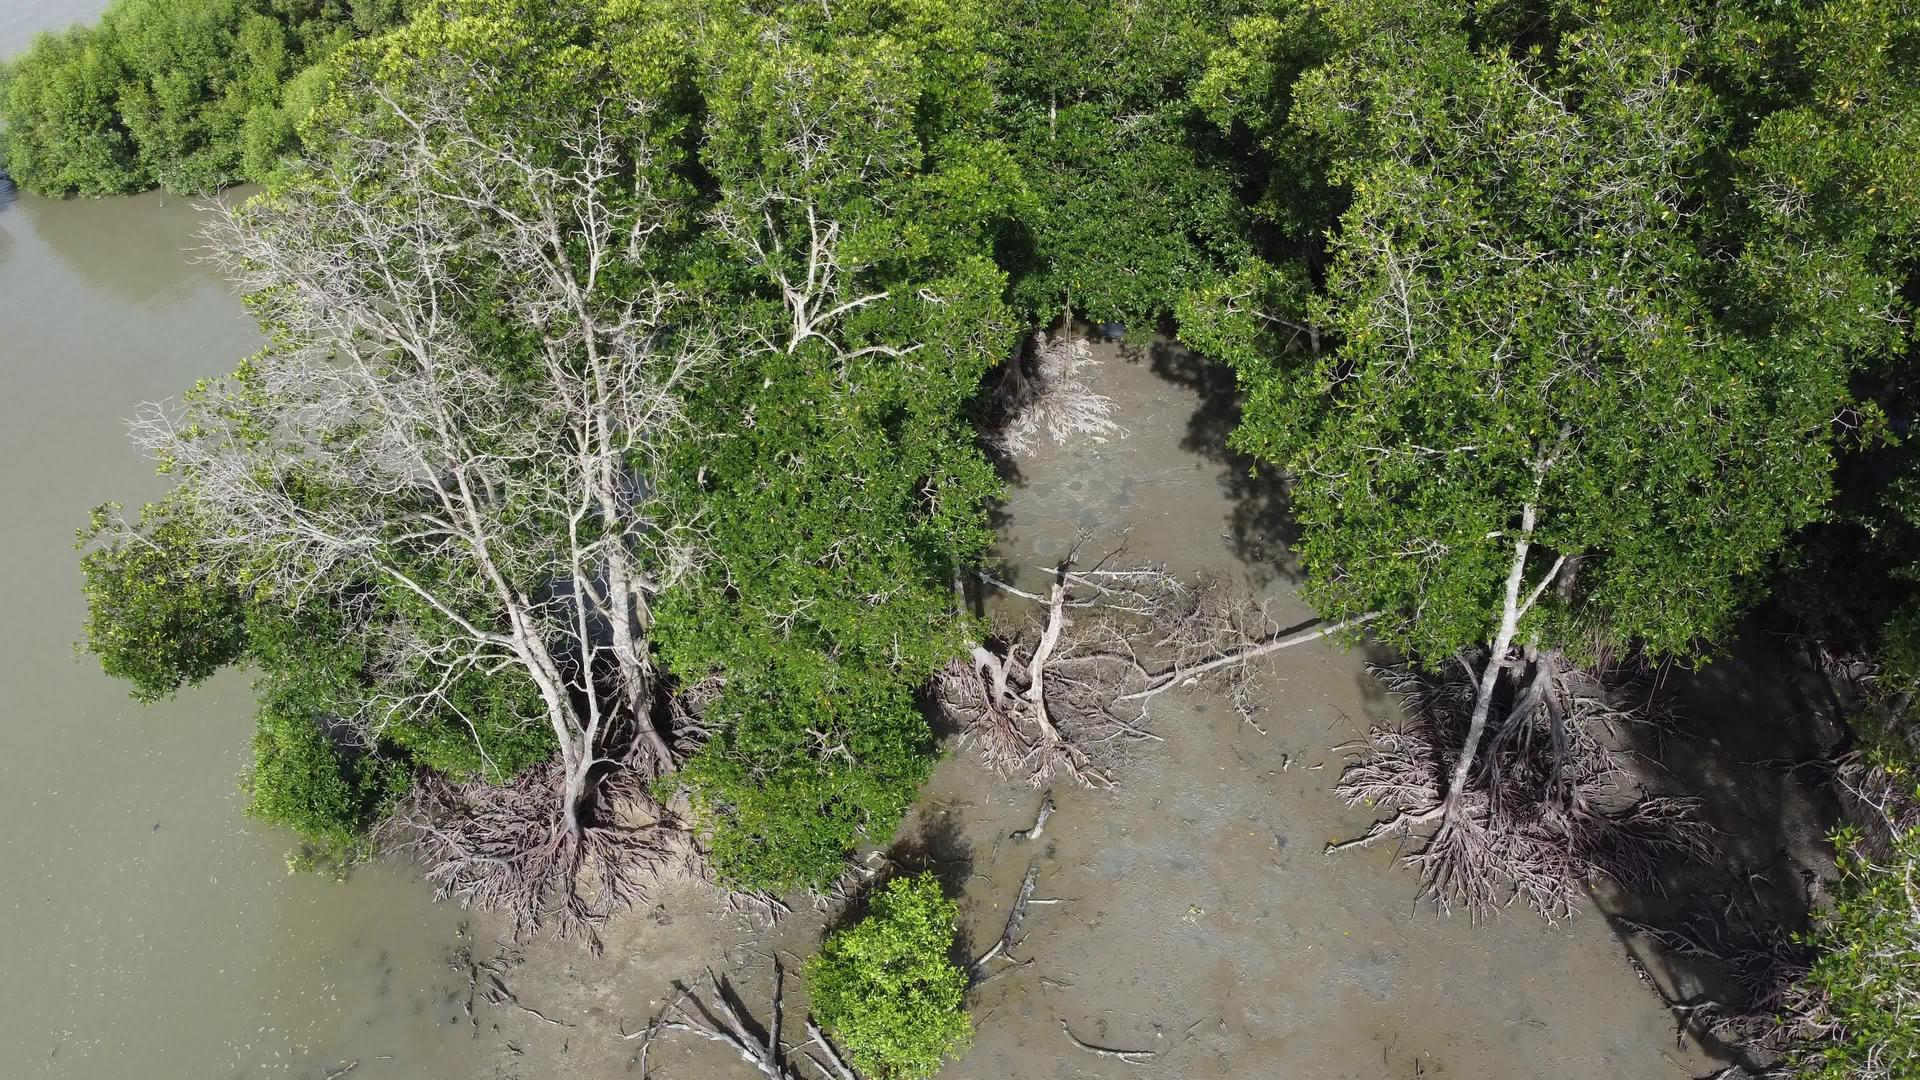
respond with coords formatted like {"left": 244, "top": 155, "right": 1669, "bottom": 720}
{"left": 48, "top": 0, "right": 1920, "bottom": 1065}
{"left": 78, "top": 497, "right": 249, "bottom": 703}
{"left": 1180, "top": 0, "right": 1910, "bottom": 669}
{"left": 246, "top": 629, "right": 406, "bottom": 866}
{"left": 0, "top": 0, "right": 413, "bottom": 195}
{"left": 806, "top": 872, "right": 972, "bottom": 1079}
{"left": 982, "top": 0, "right": 1252, "bottom": 325}
{"left": 81, "top": 502, "right": 555, "bottom": 856}
{"left": 79, "top": 0, "right": 1011, "bottom": 892}
{"left": 1792, "top": 823, "right": 1920, "bottom": 1080}
{"left": 625, "top": 0, "right": 1012, "bottom": 889}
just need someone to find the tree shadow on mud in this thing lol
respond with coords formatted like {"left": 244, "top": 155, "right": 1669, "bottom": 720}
{"left": 1590, "top": 626, "right": 1848, "bottom": 1071}
{"left": 1338, "top": 628, "right": 1847, "bottom": 1073}
{"left": 826, "top": 805, "right": 980, "bottom": 969}
{"left": 1126, "top": 333, "right": 1303, "bottom": 584}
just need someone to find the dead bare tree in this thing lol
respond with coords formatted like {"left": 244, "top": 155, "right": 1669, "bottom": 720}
{"left": 124, "top": 53, "right": 716, "bottom": 939}
{"left": 1328, "top": 658, "right": 1715, "bottom": 920}
{"left": 937, "top": 541, "right": 1374, "bottom": 787}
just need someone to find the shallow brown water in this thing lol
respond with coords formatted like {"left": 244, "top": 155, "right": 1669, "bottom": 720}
{"left": 1, "top": 18, "right": 504, "bottom": 1071}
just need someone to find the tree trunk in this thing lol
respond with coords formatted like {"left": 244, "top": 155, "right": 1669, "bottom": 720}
{"left": 1443, "top": 504, "right": 1537, "bottom": 816}
{"left": 560, "top": 755, "right": 590, "bottom": 842}
{"left": 1023, "top": 579, "right": 1069, "bottom": 743}
{"left": 606, "top": 555, "right": 672, "bottom": 772}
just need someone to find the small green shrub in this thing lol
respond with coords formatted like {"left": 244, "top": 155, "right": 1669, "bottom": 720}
{"left": 806, "top": 872, "right": 971, "bottom": 1080}
{"left": 243, "top": 606, "right": 404, "bottom": 865}
{"left": 245, "top": 697, "right": 402, "bottom": 867}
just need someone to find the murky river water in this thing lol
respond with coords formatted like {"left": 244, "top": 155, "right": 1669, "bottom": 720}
{"left": 1, "top": 8, "right": 499, "bottom": 1079}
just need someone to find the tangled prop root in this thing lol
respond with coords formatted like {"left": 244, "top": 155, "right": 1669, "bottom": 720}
{"left": 1335, "top": 660, "right": 1715, "bottom": 921}
{"left": 381, "top": 758, "right": 694, "bottom": 952}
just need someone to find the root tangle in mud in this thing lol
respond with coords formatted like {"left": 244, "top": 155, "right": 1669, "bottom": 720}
{"left": 1332, "top": 659, "right": 1714, "bottom": 920}
{"left": 994, "top": 330, "right": 1124, "bottom": 458}
{"left": 380, "top": 759, "right": 695, "bottom": 951}
{"left": 936, "top": 540, "right": 1371, "bottom": 788}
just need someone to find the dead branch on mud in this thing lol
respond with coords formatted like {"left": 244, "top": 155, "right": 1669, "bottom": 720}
{"left": 994, "top": 330, "right": 1125, "bottom": 457}
{"left": 632, "top": 963, "right": 858, "bottom": 1080}
{"left": 380, "top": 758, "right": 696, "bottom": 952}
{"left": 633, "top": 966, "right": 792, "bottom": 1079}
{"left": 1012, "top": 792, "right": 1056, "bottom": 841}
{"left": 1328, "top": 658, "right": 1715, "bottom": 921}
{"left": 972, "top": 859, "right": 1043, "bottom": 981}
{"left": 1059, "top": 1020, "right": 1156, "bottom": 1064}
{"left": 938, "top": 541, "right": 1371, "bottom": 787}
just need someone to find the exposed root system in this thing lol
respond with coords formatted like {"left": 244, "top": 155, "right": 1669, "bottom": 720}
{"left": 381, "top": 759, "right": 695, "bottom": 951}
{"left": 938, "top": 540, "right": 1370, "bottom": 788}
{"left": 1332, "top": 660, "right": 1715, "bottom": 920}
{"left": 1623, "top": 905, "right": 1812, "bottom": 1053}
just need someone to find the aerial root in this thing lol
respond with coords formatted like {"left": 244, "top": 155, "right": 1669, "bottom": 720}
{"left": 941, "top": 541, "right": 1369, "bottom": 789}
{"left": 379, "top": 757, "right": 696, "bottom": 952}
{"left": 1328, "top": 659, "right": 1712, "bottom": 921}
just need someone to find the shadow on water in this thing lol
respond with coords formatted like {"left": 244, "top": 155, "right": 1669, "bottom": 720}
{"left": 1591, "top": 625, "right": 1847, "bottom": 1070}
{"left": 1130, "top": 333, "right": 1304, "bottom": 583}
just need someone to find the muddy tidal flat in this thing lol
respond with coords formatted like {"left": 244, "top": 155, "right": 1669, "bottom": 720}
{"left": 472, "top": 342, "right": 1726, "bottom": 1080}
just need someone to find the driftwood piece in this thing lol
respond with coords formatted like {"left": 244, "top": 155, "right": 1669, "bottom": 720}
{"left": 1012, "top": 792, "right": 1056, "bottom": 841}
{"left": 801, "top": 1019, "right": 860, "bottom": 1080}
{"left": 1060, "top": 1020, "right": 1155, "bottom": 1064}
{"left": 972, "top": 859, "right": 1043, "bottom": 979}
{"left": 630, "top": 962, "right": 859, "bottom": 1080}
